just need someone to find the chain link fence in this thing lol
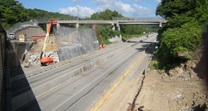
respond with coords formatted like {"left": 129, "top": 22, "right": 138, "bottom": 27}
{"left": 54, "top": 27, "right": 99, "bottom": 61}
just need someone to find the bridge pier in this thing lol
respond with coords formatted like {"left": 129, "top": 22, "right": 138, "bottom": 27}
{"left": 116, "top": 23, "right": 120, "bottom": 31}
{"left": 112, "top": 25, "right": 115, "bottom": 30}
{"left": 56, "top": 23, "right": 60, "bottom": 29}
{"left": 33, "top": 22, "right": 38, "bottom": 26}
{"left": 116, "top": 23, "right": 122, "bottom": 39}
{"left": 159, "top": 22, "right": 162, "bottom": 28}
{"left": 76, "top": 23, "right": 79, "bottom": 28}
{"left": 112, "top": 23, "right": 115, "bottom": 30}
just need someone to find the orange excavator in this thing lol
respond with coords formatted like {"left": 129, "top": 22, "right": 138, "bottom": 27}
{"left": 40, "top": 18, "right": 58, "bottom": 66}
{"left": 92, "top": 24, "right": 106, "bottom": 49}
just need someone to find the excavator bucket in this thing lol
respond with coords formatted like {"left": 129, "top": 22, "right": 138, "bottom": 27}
{"left": 40, "top": 57, "right": 54, "bottom": 66}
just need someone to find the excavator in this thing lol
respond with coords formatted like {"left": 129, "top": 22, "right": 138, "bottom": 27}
{"left": 92, "top": 24, "right": 106, "bottom": 49}
{"left": 40, "top": 18, "right": 58, "bottom": 66}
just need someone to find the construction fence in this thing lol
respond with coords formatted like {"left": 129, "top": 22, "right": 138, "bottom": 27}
{"left": 54, "top": 27, "right": 99, "bottom": 61}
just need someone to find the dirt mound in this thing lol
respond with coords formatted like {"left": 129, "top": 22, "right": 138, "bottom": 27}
{"left": 136, "top": 68, "right": 208, "bottom": 111}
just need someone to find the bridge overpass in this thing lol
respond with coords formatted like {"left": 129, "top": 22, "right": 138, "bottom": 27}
{"left": 35, "top": 17, "right": 167, "bottom": 29}
{"left": 7, "top": 17, "right": 167, "bottom": 36}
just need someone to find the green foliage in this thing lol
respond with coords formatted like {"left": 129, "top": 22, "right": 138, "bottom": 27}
{"left": 90, "top": 9, "right": 155, "bottom": 43}
{"left": 121, "top": 25, "right": 150, "bottom": 35}
{"left": 149, "top": 59, "right": 159, "bottom": 70}
{"left": 120, "top": 25, "right": 153, "bottom": 41}
{"left": 0, "top": 0, "right": 29, "bottom": 28}
{"left": 156, "top": 0, "right": 199, "bottom": 18}
{"left": 89, "top": 9, "right": 124, "bottom": 44}
{"left": 91, "top": 9, "right": 123, "bottom": 20}
{"left": 95, "top": 25, "right": 115, "bottom": 44}
{"left": 26, "top": 9, "right": 72, "bottom": 19}
{"left": 156, "top": 0, "right": 208, "bottom": 69}
{"left": 0, "top": 0, "right": 73, "bottom": 29}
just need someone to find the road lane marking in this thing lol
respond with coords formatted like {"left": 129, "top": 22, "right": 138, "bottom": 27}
{"left": 51, "top": 51, "right": 136, "bottom": 111}
{"left": 91, "top": 51, "right": 145, "bottom": 111}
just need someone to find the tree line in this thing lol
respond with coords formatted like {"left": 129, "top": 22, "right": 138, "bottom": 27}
{"left": 0, "top": 0, "right": 157, "bottom": 44}
{"left": 155, "top": 0, "right": 208, "bottom": 69}
{"left": 0, "top": 0, "right": 73, "bottom": 29}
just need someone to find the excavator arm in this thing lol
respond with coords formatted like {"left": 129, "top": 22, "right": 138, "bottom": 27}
{"left": 92, "top": 24, "right": 106, "bottom": 49}
{"left": 40, "top": 19, "right": 58, "bottom": 65}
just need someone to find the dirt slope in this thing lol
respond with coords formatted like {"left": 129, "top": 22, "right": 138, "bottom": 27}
{"left": 136, "top": 70, "right": 208, "bottom": 111}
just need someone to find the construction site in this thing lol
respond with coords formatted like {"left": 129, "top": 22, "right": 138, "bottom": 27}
{"left": 0, "top": 17, "right": 207, "bottom": 111}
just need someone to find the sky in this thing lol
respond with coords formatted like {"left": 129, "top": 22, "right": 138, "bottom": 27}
{"left": 18, "top": 0, "right": 161, "bottom": 18}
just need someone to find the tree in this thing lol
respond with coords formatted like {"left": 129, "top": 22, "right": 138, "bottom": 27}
{"left": 0, "top": 0, "right": 74, "bottom": 29}
{"left": 0, "top": 0, "right": 29, "bottom": 28}
{"left": 91, "top": 9, "right": 123, "bottom": 20}
{"left": 155, "top": 0, "right": 208, "bottom": 69}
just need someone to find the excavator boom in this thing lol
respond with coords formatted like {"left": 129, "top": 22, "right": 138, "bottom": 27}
{"left": 40, "top": 18, "right": 58, "bottom": 66}
{"left": 92, "top": 24, "right": 106, "bottom": 49}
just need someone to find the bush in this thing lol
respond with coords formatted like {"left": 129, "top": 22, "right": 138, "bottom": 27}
{"left": 156, "top": 20, "right": 202, "bottom": 69}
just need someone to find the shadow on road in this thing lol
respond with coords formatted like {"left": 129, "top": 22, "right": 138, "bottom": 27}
{"left": 127, "top": 40, "right": 158, "bottom": 44}
{"left": 7, "top": 40, "right": 41, "bottom": 111}
{"left": 135, "top": 43, "right": 157, "bottom": 55}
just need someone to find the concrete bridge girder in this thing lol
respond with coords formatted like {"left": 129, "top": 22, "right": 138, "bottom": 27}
{"left": 38, "top": 20, "right": 167, "bottom": 25}
{"left": 36, "top": 19, "right": 166, "bottom": 34}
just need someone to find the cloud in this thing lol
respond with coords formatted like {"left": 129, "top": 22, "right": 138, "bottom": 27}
{"left": 59, "top": 5, "right": 95, "bottom": 18}
{"left": 70, "top": 0, "right": 81, "bottom": 2}
{"left": 132, "top": 4, "right": 152, "bottom": 17}
{"left": 95, "top": 0, "right": 134, "bottom": 13}
{"left": 59, "top": 0, "right": 154, "bottom": 18}
{"left": 155, "top": 0, "right": 161, "bottom": 3}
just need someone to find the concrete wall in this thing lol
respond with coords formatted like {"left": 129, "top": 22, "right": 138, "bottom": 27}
{"left": 8, "top": 42, "right": 32, "bottom": 68}
{"left": 55, "top": 27, "right": 99, "bottom": 61}
{"left": 0, "top": 23, "right": 6, "bottom": 111}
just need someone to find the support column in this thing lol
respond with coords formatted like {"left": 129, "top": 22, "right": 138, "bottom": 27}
{"left": 116, "top": 23, "right": 122, "bottom": 38}
{"left": 159, "top": 22, "right": 162, "bottom": 28}
{"left": 56, "top": 23, "right": 60, "bottom": 29}
{"left": 112, "top": 23, "right": 115, "bottom": 31}
{"left": 33, "top": 22, "right": 38, "bottom": 26}
{"left": 76, "top": 23, "right": 79, "bottom": 28}
{"left": 116, "top": 23, "right": 120, "bottom": 31}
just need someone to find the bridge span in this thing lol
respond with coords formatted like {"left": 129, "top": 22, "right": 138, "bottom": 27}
{"left": 7, "top": 17, "right": 167, "bottom": 35}
{"left": 36, "top": 17, "right": 167, "bottom": 28}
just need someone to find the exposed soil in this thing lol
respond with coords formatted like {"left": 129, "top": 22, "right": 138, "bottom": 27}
{"left": 23, "top": 36, "right": 58, "bottom": 66}
{"left": 29, "top": 36, "right": 58, "bottom": 54}
{"left": 96, "top": 58, "right": 208, "bottom": 111}
{"left": 135, "top": 69, "right": 208, "bottom": 111}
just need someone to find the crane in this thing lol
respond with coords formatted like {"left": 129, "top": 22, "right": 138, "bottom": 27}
{"left": 40, "top": 18, "right": 58, "bottom": 66}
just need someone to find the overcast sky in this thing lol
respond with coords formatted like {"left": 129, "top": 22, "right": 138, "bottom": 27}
{"left": 18, "top": 0, "right": 161, "bottom": 18}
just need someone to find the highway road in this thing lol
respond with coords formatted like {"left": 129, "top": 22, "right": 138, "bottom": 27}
{"left": 11, "top": 33, "right": 157, "bottom": 111}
